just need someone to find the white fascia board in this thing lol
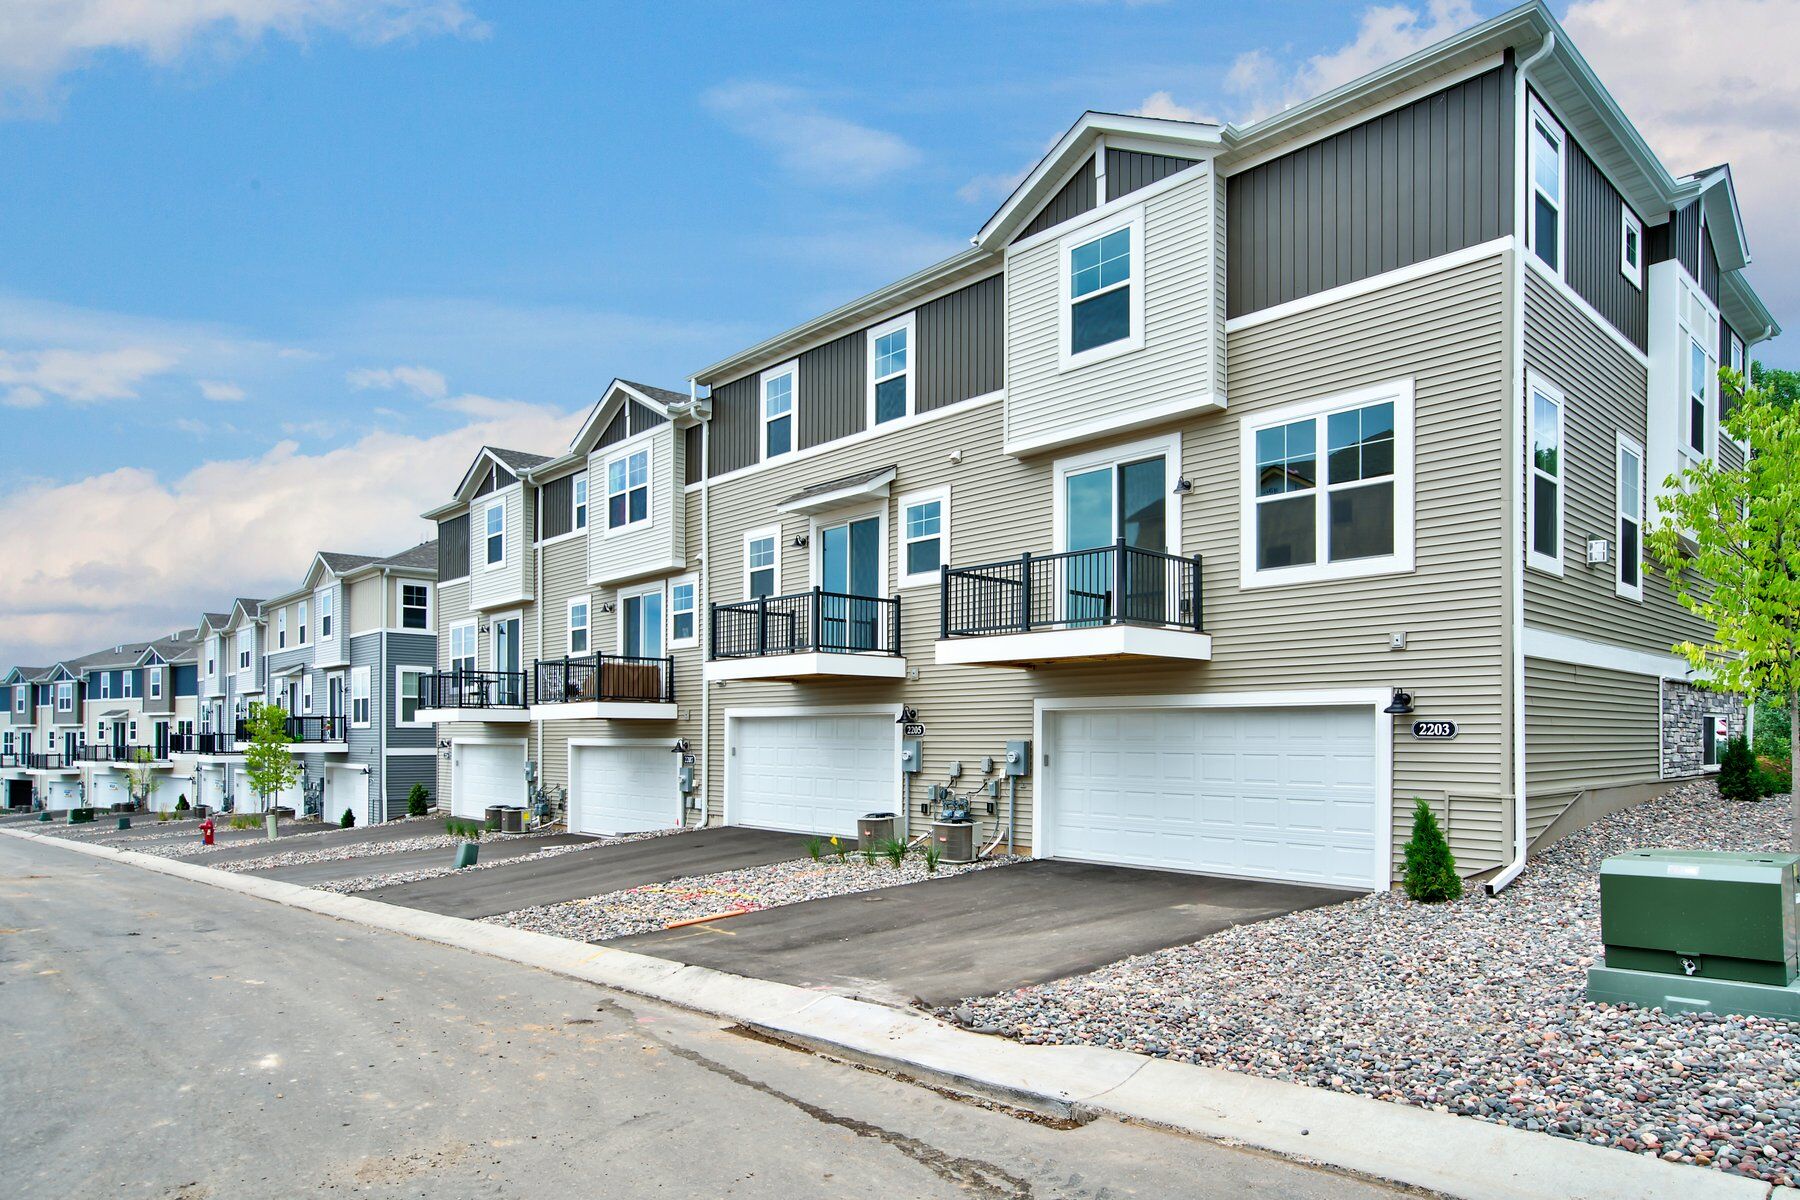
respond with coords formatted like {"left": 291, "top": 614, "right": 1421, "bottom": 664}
{"left": 703, "top": 654, "right": 909, "bottom": 683}
{"left": 528, "top": 702, "right": 679, "bottom": 722}
{"left": 1522, "top": 626, "right": 1692, "bottom": 681}
{"left": 935, "top": 626, "right": 1213, "bottom": 667}
{"left": 414, "top": 707, "right": 531, "bottom": 724}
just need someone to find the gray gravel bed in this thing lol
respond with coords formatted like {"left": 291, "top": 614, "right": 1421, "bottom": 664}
{"left": 312, "top": 826, "right": 687, "bottom": 894}
{"left": 953, "top": 782, "right": 1799, "bottom": 1185}
{"left": 487, "top": 851, "right": 1019, "bottom": 942}
{"left": 132, "top": 823, "right": 342, "bottom": 859}
{"left": 214, "top": 835, "right": 468, "bottom": 873}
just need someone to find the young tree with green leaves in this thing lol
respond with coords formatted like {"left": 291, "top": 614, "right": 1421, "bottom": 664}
{"left": 1648, "top": 369, "right": 1800, "bottom": 848}
{"left": 124, "top": 747, "right": 159, "bottom": 810}
{"left": 242, "top": 703, "right": 301, "bottom": 839}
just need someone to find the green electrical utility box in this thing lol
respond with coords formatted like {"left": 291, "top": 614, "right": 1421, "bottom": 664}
{"left": 1589, "top": 849, "right": 1800, "bottom": 1021}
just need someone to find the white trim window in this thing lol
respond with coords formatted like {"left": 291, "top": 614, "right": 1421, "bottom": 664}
{"left": 237, "top": 630, "right": 252, "bottom": 671}
{"left": 1527, "top": 376, "right": 1565, "bottom": 575}
{"left": 897, "top": 487, "right": 950, "bottom": 588}
{"left": 123, "top": 671, "right": 134, "bottom": 699}
{"left": 56, "top": 682, "right": 73, "bottom": 713}
{"left": 99, "top": 672, "right": 111, "bottom": 700}
{"left": 1527, "top": 97, "right": 1565, "bottom": 274}
{"left": 573, "top": 471, "right": 589, "bottom": 531}
{"left": 317, "top": 590, "right": 333, "bottom": 639}
{"left": 1241, "top": 382, "right": 1414, "bottom": 588}
{"left": 618, "top": 582, "right": 665, "bottom": 661}
{"left": 567, "top": 595, "right": 591, "bottom": 656}
{"left": 350, "top": 667, "right": 371, "bottom": 728}
{"left": 1616, "top": 434, "right": 1645, "bottom": 601}
{"left": 396, "top": 667, "right": 428, "bottom": 727}
{"left": 1620, "top": 204, "right": 1643, "bottom": 288}
{"left": 301, "top": 673, "right": 313, "bottom": 714}
{"left": 298, "top": 600, "right": 309, "bottom": 645}
{"left": 867, "top": 315, "right": 914, "bottom": 426}
{"left": 484, "top": 501, "right": 505, "bottom": 568}
{"left": 148, "top": 668, "right": 163, "bottom": 700}
{"left": 1685, "top": 336, "right": 1714, "bottom": 459}
{"left": 762, "top": 361, "right": 797, "bottom": 459}
{"left": 1702, "top": 713, "right": 1728, "bottom": 770}
{"left": 606, "top": 447, "right": 650, "bottom": 531}
{"left": 1060, "top": 206, "right": 1145, "bottom": 370}
{"left": 670, "top": 575, "right": 698, "bottom": 648}
{"left": 401, "top": 582, "right": 431, "bottom": 631}
{"left": 277, "top": 608, "right": 288, "bottom": 648}
{"left": 744, "top": 526, "right": 781, "bottom": 598}
{"left": 1728, "top": 331, "right": 1746, "bottom": 381}
{"left": 449, "top": 622, "right": 477, "bottom": 676}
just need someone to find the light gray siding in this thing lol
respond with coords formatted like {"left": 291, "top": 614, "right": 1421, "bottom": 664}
{"left": 588, "top": 427, "right": 685, "bottom": 586}
{"left": 469, "top": 485, "right": 534, "bottom": 611}
{"left": 1225, "top": 64, "right": 1513, "bottom": 318}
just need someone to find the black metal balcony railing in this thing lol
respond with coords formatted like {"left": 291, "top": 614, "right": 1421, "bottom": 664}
{"left": 710, "top": 587, "right": 902, "bottom": 660}
{"left": 233, "top": 715, "right": 348, "bottom": 743}
{"left": 78, "top": 745, "right": 133, "bottom": 763}
{"left": 534, "top": 654, "right": 675, "bottom": 704}
{"left": 419, "top": 669, "right": 530, "bottom": 710}
{"left": 180, "top": 732, "right": 235, "bottom": 755}
{"left": 941, "top": 541, "right": 1204, "bottom": 638}
{"left": 0, "top": 752, "right": 18, "bottom": 768}
{"left": 27, "top": 752, "right": 72, "bottom": 770}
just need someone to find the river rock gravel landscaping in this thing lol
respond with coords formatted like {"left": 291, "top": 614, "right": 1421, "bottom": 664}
{"left": 213, "top": 834, "right": 472, "bottom": 873}
{"left": 951, "top": 782, "right": 1799, "bottom": 1185}
{"left": 311, "top": 826, "right": 689, "bottom": 894}
{"left": 487, "top": 851, "right": 1019, "bottom": 943}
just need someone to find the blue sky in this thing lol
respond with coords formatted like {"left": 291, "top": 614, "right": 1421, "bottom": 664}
{"left": 0, "top": 0, "right": 1793, "bottom": 668}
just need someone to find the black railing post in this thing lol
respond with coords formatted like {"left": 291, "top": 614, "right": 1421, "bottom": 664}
{"left": 757, "top": 595, "right": 769, "bottom": 657}
{"left": 810, "top": 586, "right": 822, "bottom": 652}
{"left": 939, "top": 565, "right": 950, "bottom": 640}
{"left": 1192, "top": 554, "right": 1204, "bottom": 632}
{"left": 1113, "top": 538, "right": 1128, "bottom": 624}
{"left": 890, "top": 595, "right": 900, "bottom": 654}
{"left": 1020, "top": 552, "right": 1033, "bottom": 633}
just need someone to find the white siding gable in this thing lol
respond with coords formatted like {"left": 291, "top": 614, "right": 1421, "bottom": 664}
{"left": 471, "top": 485, "right": 535, "bottom": 611}
{"left": 588, "top": 426, "right": 685, "bottom": 587}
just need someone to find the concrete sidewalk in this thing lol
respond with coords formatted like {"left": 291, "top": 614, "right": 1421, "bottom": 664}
{"left": 3, "top": 823, "right": 1782, "bottom": 1200}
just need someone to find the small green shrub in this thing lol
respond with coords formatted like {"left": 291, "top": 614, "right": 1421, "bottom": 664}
{"left": 1401, "top": 797, "right": 1462, "bottom": 903}
{"left": 407, "top": 783, "right": 431, "bottom": 817}
{"left": 880, "top": 838, "right": 906, "bottom": 868}
{"left": 174, "top": 795, "right": 190, "bottom": 812}
{"left": 923, "top": 842, "right": 942, "bottom": 874}
{"left": 1756, "top": 755, "right": 1792, "bottom": 798}
{"left": 804, "top": 836, "right": 823, "bottom": 862}
{"left": 861, "top": 842, "right": 879, "bottom": 866}
{"left": 339, "top": 807, "right": 355, "bottom": 828}
{"left": 1719, "top": 735, "right": 1760, "bottom": 803}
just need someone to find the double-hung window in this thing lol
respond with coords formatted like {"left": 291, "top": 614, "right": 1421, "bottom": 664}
{"left": 396, "top": 667, "right": 426, "bottom": 726}
{"left": 1243, "top": 383, "right": 1413, "bottom": 587}
{"left": 1620, "top": 205, "right": 1643, "bottom": 288}
{"left": 149, "top": 668, "right": 163, "bottom": 700}
{"left": 745, "top": 527, "right": 780, "bottom": 598}
{"left": 301, "top": 673, "right": 313, "bottom": 714}
{"left": 277, "top": 609, "right": 288, "bottom": 648}
{"left": 1686, "top": 338, "right": 1713, "bottom": 458}
{"left": 1061, "top": 208, "right": 1143, "bottom": 368}
{"left": 573, "top": 472, "right": 589, "bottom": 530}
{"left": 99, "top": 673, "right": 111, "bottom": 700}
{"left": 607, "top": 448, "right": 650, "bottom": 530}
{"left": 868, "top": 315, "right": 913, "bottom": 425}
{"left": 898, "top": 488, "right": 950, "bottom": 587}
{"left": 350, "top": 667, "right": 371, "bottom": 728}
{"left": 567, "top": 596, "right": 590, "bottom": 655}
{"left": 1528, "top": 377, "right": 1565, "bottom": 574}
{"left": 318, "top": 591, "right": 333, "bottom": 639}
{"left": 670, "top": 576, "right": 698, "bottom": 647}
{"left": 1528, "top": 98, "right": 1564, "bottom": 273}
{"left": 1616, "top": 434, "right": 1645, "bottom": 601}
{"left": 484, "top": 502, "right": 505, "bottom": 567}
{"left": 237, "top": 632, "right": 252, "bottom": 670}
{"left": 298, "top": 600, "right": 309, "bottom": 645}
{"left": 762, "top": 362, "right": 796, "bottom": 458}
{"left": 122, "top": 671, "right": 134, "bottom": 699}
{"left": 401, "top": 583, "right": 430, "bottom": 630}
{"left": 56, "top": 683, "right": 72, "bottom": 713}
{"left": 449, "top": 623, "right": 477, "bottom": 676}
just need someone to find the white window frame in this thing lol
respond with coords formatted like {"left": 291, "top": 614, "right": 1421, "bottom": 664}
{"left": 1615, "top": 432, "right": 1645, "bottom": 602}
{"left": 743, "top": 524, "right": 782, "bottom": 599}
{"left": 1620, "top": 204, "right": 1643, "bottom": 289}
{"left": 301, "top": 673, "right": 313, "bottom": 714}
{"left": 1058, "top": 205, "right": 1146, "bottom": 373}
{"left": 277, "top": 609, "right": 288, "bottom": 648}
{"left": 1238, "top": 381, "right": 1415, "bottom": 590}
{"left": 128, "top": 720, "right": 137, "bottom": 742}
{"left": 449, "top": 621, "right": 478, "bottom": 675}
{"left": 483, "top": 501, "right": 506, "bottom": 569}
{"left": 317, "top": 589, "right": 333, "bottom": 640}
{"left": 1526, "top": 373, "right": 1566, "bottom": 576}
{"left": 350, "top": 666, "right": 372, "bottom": 729}
{"left": 1702, "top": 713, "right": 1728, "bottom": 771}
{"left": 148, "top": 668, "right": 163, "bottom": 700}
{"left": 761, "top": 360, "right": 798, "bottom": 461}
{"left": 1683, "top": 335, "right": 1715, "bottom": 462}
{"left": 56, "top": 682, "right": 72, "bottom": 713}
{"left": 669, "top": 573, "right": 699, "bottom": 649}
{"left": 616, "top": 580, "right": 667, "bottom": 660}
{"left": 866, "top": 313, "right": 915, "bottom": 426}
{"left": 395, "top": 666, "right": 429, "bottom": 728}
{"left": 1527, "top": 96, "right": 1565, "bottom": 276}
{"left": 896, "top": 486, "right": 952, "bottom": 589}
{"left": 400, "top": 581, "right": 432, "bottom": 631}
{"left": 1728, "top": 331, "right": 1746, "bottom": 380}
{"left": 807, "top": 504, "right": 890, "bottom": 598}
{"left": 238, "top": 630, "right": 252, "bottom": 671}
{"left": 298, "top": 600, "right": 309, "bottom": 645}
{"left": 603, "top": 445, "right": 652, "bottom": 534}
{"left": 567, "top": 594, "right": 592, "bottom": 656}
{"left": 122, "top": 671, "right": 134, "bottom": 699}
{"left": 573, "top": 470, "right": 589, "bottom": 531}
{"left": 99, "top": 673, "right": 111, "bottom": 700}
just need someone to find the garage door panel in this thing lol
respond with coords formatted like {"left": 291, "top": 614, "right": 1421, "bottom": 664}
{"left": 454, "top": 742, "right": 524, "bottom": 819}
{"left": 731, "top": 714, "right": 894, "bottom": 837}
{"left": 572, "top": 744, "right": 676, "bottom": 836}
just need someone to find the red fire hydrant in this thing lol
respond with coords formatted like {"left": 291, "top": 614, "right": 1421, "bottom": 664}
{"left": 199, "top": 817, "right": 215, "bottom": 846}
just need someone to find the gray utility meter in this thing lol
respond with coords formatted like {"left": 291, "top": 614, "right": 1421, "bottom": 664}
{"left": 1005, "top": 741, "right": 1032, "bottom": 777}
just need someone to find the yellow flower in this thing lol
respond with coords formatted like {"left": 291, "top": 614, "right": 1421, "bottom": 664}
{"left": 829, "top": 836, "right": 839, "bottom": 846}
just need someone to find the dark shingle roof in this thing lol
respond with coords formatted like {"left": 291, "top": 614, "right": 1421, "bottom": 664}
{"left": 778, "top": 464, "right": 898, "bottom": 510}
{"left": 618, "top": 380, "right": 691, "bottom": 409}
{"left": 377, "top": 541, "right": 438, "bottom": 572}
{"left": 488, "top": 447, "right": 551, "bottom": 473}
{"left": 318, "top": 552, "right": 379, "bottom": 574}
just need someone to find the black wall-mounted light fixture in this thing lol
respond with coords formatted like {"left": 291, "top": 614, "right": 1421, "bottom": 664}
{"left": 599, "top": 601, "right": 616, "bottom": 614}
{"left": 1172, "top": 477, "right": 1194, "bottom": 495}
{"left": 792, "top": 534, "right": 810, "bottom": 549}
{"left": 896, "top": 705, "right": 917, "bottom": 725}
{"left": 1383, "top": 689, "right": 1415, "bottom": 715}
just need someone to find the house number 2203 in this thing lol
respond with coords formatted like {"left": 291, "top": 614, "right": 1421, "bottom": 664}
{"left": 1411, "top": 720, "right": 1458, "bottom": 740}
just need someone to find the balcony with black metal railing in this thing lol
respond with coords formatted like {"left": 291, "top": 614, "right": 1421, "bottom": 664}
{"left": 935, "top": 540, "right": 1211, "bottom": 667}
{"left": 416, "top": 669, "right": 531, "bottom": 721}
{"left": 232, "top": 714, "right": 349, "bottom": 749}
{"left": 705, "top": 587, "right": 906, "bottom": 682}
{"left": 26, "top": 751, "right": 77, "bottom": 771}
{"left": 176, "top": 731, "right": 238, "bottom": 756}
{"left": 530, "top": 653, "right": 677, "bottom": 720}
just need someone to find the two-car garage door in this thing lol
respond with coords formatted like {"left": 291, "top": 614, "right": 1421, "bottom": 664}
{"left": 729, "top": 714, "right": 895, "bottom": 837}
{"left": 1044, "top": 706, "right": 1382, "bottom": 891}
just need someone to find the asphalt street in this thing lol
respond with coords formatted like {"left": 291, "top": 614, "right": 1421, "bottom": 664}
{"left": 0, "top": 834, "right": 1405, "bottom": 1199}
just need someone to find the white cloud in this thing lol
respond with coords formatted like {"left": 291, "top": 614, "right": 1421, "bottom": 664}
{"left": 0, "top": 0, "right": 487, "bottom": 111}
{"left": 702, "top": 81, "right": 922, "bottom": 187}
{"left": 346, "top": 364, "right": 449, "bottom": 398}
{"left": 1563, "top": 0, "right": 1799, "bottom": 350}
{"left": 1134, "top": 89, "right": 1214, "bottom": 123}
{"left": 0, "top": 394, "right": 579, "bottom": 668}
{"left": 0, "top": 345, "right": 178, "bottom": 405}
{"left": 198, "top": 379, "right": 245, "bottom": 402}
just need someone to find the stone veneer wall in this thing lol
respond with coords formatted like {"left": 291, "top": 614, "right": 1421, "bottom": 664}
{"left": 1661, "top": 680, "right": 1746, "bottom": 778}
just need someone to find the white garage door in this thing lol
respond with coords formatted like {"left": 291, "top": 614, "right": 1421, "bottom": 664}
{"left": 328, "top": 768, "right": 370, "bottom": 827}
{"left": 570, "top": 744, "right": 677, "bottom": 836}
{"left": 453, "top": 741, "right": 525, "bottom": 819}
{"left": 90, "top": 774, "right": 129, "bottom": 809}
{"left": 46, "top": 780, "right": 82, "bottom": 810}
{"left": 1046, "top": 706, "right": 1382, "bottom": 890}
{"left": 730, "top": 714, "right": 895, "bottom": 837}
{"left": 200, "top": 769, "right": 227, "bottom": 811}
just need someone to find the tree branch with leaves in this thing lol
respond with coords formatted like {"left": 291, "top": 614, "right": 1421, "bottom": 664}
{"left": 242, "top": 703, "right": 301, "bottom": 820}
{"left": 124, "top": 746, "right": 159, "bottom": 810}
{"left": 1647, "top": 368, "right": 1800, "bottom": 849}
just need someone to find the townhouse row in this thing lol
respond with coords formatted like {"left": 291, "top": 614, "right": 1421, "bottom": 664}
{"left": 412, "top": 2, "right": 1778, "bottom": 893}
{"left": 0, "top": 542, "right": 437, "bottom": 823}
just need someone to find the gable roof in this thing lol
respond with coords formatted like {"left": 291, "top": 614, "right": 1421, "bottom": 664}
{"left": 374, "top": 540, "right": 438, "bottom": 572}
{"left": 318, "top": 551, "right": 379, "bottom": 575}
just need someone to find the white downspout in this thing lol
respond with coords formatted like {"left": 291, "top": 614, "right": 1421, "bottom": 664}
{"left": 533, "top": 481, "right": 545, "bottom": 823}
{"left": 694, "top": 378, "right": 711, "bottom": 829}
{"left": 1489, "top": 31, "right": 1556, "bottom": 896}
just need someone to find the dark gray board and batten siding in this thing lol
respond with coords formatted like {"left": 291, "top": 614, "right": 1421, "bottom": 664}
{"left": 1015, "top": 155, "right": 1096, "bottom": 243}
{"left": 798, "top": 331, "right": 864, "bottom": 451}
{"left": 1559, "top": 121, "right": 1649, "bottom": 351}
{"left": 540, "top": 473, "right": 575, "bottom": 541}
{"left": 1105, "top": 149, "right": 1198, "bottom": 203}
{"left": 437, "top": 515, "right": 469, "bottom": 583}
{"left": 1226, "top": 64, "right": 1514, "bottom": 318}
{"left": 628, "top": 399, "right": 668, "bottom": 434}
{"left": 597, "top": 409, "right": 628, "bottom": 450}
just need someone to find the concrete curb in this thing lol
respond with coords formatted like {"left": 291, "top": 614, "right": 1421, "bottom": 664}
{"left": 6, "top": 824, "right": 1777, "bottom": 1200}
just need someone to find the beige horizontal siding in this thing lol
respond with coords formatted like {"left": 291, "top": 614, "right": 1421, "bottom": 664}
{"left": 1524, "top": 656, "right": 1660, "bottom": 841}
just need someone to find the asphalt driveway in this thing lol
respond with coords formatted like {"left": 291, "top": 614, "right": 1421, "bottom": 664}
{"left": 179, "top": 816, "right": 446, "bottom": 864}
{"left": 249, "top": 832, "right": 590, "bottom": 886}
{"left": 611, "top": 859, "right": 1359, "bottom": 1007}
{"left": 359, "top": 826, "right": 801, "bottom": 919}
